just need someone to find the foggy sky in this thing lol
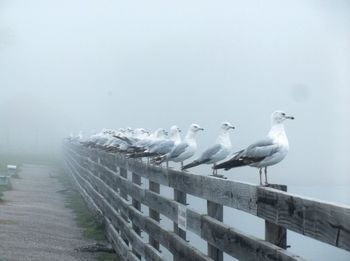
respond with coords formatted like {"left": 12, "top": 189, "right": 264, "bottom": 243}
{"left": 0, "top": 0, "right": 349, "bottom": 186}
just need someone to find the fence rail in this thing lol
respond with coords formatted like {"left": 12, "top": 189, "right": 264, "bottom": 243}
{"left": 63, "top": 142, "right": 350, "bottom": 261}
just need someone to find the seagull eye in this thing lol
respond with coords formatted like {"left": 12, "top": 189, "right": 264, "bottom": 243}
{"left": 281, "top": 113, "right": 286, "bottom": 116}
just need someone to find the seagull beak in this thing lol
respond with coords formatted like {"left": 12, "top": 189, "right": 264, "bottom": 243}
{"left": 230, "top": 126, "right": 235, "bottom": 129}
{"left": 199, "top": 127, "right": 204, "bottom": 131}
{"left": 286, "top": 115, "right": 295, "bottom": 120}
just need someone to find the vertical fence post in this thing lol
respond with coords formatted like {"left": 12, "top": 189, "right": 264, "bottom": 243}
{"left": 119, "top": 167, "right": 129, "bottom": 246}
{"left": 132, "top": 171, "right": 142, "bottom": 259}
{"left": 149, "top": 180, "right": 160, "bottom": 251}
{"left": 174, "top": 189, "right": 187, "bottom": 261}
{"left": 265, "top": 184, "right": 287, "bottom": 249}
{"left": 207, "top": 200, "right": 223, "bottom": 261}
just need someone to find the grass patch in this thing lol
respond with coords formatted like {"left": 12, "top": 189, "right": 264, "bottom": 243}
{"left": 11, "top": 172, "right": 21, "bottom": 179}
{"left": 0, "top": 181, "right": 12, "bottom": 201}
{"left": 0, "top": 219, "right": 18, "bottom": 225}
{"left": 97, "top": 253, "right": 122, "bottom": 261}
{"left": 54, "top": 170, "right": 106, "bottom": 240}
{"left": 54, "top": 167, "right": 121, "bottom": 260}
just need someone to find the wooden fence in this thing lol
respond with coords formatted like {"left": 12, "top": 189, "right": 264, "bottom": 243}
{"left": 63, "top": 142, "right": 350, "bottom": 261}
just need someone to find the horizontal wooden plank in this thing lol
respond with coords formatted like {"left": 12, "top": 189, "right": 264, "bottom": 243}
{"left": 201, "top": 215, "right": 302, "bottom": 261}
{"left": 66, "top": 158, "right": 163, "bottom": 261}
{"left": 64, "top": 158, "right": 139, "bottom": 261}
{"left": 66, "top": 144, "right": 350, "bottom": 252}
{"left": 64, "top": 158, "right": 104, "bottom": 224}
{"left": 105, "top": 220, "right": 140, "bottom": 261}
{"left": 67, "top": 146, "right": 258, "bottom": 214}
{"left": 126, "top": 201, "right": 213, "bottom": 261}
{"left": 67, "top": 156, "right": 214, "bottom": 261}
{"left": 66, "top": 153, "right": 303, "bottom": 261}
{"left": 257, "top": 187, "right": 350, "bottom": 252}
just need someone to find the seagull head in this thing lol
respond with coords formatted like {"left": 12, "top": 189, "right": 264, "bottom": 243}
{"left": 169, "top": 125, "right": 182, "bottom": 143}
{"left": 102, "top": 129, "right": 113, "bottom": 134}
{"left": 189, "top": 123, "right": 204, "bottom": 133}
{"left": 271, "top": 110, "right": 295, "bottom": 124}
{"left": 154, "top": 128, "right": 167, "bottom": 138}
{"left": 221, "top": 122, "right": 235, "bottom": 131}
{"left": 139, "top": 128, "right": 150, "bottom": 135}
{"left": 169, "top": 125, "right": 181, "bottom": 135}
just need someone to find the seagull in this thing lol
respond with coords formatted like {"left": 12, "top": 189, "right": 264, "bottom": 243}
{"left": 214, "top": 111, "right": 294, "bottom": 185}
{"left": 153, "top": 124, "right": 204, "bottom": 168}
{"left": 182, "top": 122, "right": 235, "bottom": 176}
{"left": 80, "top": 129, "right": 111, "bottom": 147}
{"left": 114, "top": 128, "right": 164, "bottom": 152}
{"left": 129, "top": 125, "right": 181, "bottom": 158}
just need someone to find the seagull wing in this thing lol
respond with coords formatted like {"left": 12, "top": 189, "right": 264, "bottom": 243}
{"left": 169, "top": 143, "right": 189, "bottom": 159}
{"left": 152, "top": 140, "right": 175, "bottom": 155}
{"left": 200, "top": 144, "right": 222, "bottom": 161}
{"left": 215, "top": 138, "right": 280, "bottom": 170}
{"left": 242, "top": 138, "right": 280, "bottom": 159}
{"left": 182, "top": 144, "right": 222, "bottom": 170}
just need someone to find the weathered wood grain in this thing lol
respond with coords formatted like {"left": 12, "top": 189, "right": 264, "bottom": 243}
{"left": 67, "top": 146, "right": 258, "bottom": 214}
{"left": 68, "top": 156, "right": 212, "bottom": 261}
{"left": 149, "top": 180, "right": 161, "bottom": 251}
{"left": 65, "top": 145, "right": 350, "bottom": 253}
{"left": 65, "top": 158, "right": 140, "bottom": 261}
{"left": 64, "top": 158, "right": 104, "bottom": 224}
{"left": 127, "top": 202, "right": 213, "bottom": 261}
{"left": 132, "top": 171, "right": 142, "bottom": 259}
{"left": 200, "top": 215, "right": 302, "bottom": 261}
{"left": 67, "top": 158, "right": 163, "bottom": 261}
{"left": 207, "top": 200, "right": 223, "bottom": 261}
{"left": 106, "top": 220, "right": 140, "bottom": 261}
{"left": 174, "top": 189, "right": 187, "bottom": 261}
{"left": 257, "top": 186, "right": 350, "bottom": 251}
{"left": 264, "top": 184, "right": 287, "bottom": 249}
{"left": 66, "top": 154, "right": 303, "bottom": 261}
{"left": 119, "top": 167, "right": 130, "bottom": 246}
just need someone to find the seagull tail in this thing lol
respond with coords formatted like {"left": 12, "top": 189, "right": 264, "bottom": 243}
{"left": 214, "top": 159, "right": 246, "bottom": 170}
{"left": 128, "top": 152, "right": 157, "bottom": 158}
{"left": 151, "top": 155, "right": 166, "bottom": 165}
{"left": 182, "top": 160, "right": 202, "bottom": 170}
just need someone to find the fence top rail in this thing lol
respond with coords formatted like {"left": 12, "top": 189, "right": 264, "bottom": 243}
{"left": 65, "top": 143, "right": 350, "bottom": 252}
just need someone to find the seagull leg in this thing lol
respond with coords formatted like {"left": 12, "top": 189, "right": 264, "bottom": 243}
{"left": 259, "top": 168, "right": 263, "bottom": 185}
{"left": 166, "top": 161, "right": 169, "bottom": 168}
{"left": 211, "top": 163, "right": 227, "bottom": 179}
{"left": 181, "top": 161, "right": 183, "bottom": 169}
{"left": 264, "top": 167, "right": 269, "bottom": 185}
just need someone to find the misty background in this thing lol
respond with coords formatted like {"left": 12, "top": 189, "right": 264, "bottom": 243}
{"left": 1, "top": 0, "right": 349, "bottom": 187}
{"left": 1, "top": 0, "right": 350, "bottom": 260}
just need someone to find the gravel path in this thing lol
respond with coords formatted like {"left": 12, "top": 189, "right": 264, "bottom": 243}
{"left": 0, "top": 164, "right": 99, "bottom": 261}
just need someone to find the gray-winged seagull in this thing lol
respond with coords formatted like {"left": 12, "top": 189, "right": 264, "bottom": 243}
{"left": 214, "top": 111, "right": 294, "bottom": 185}
{"left": 182, "top": 122, "right": 234, "bottom": 176}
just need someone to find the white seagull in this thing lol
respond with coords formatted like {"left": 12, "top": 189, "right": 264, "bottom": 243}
{"left": 214, "top": 111, "right": 294, "bottom": 185}
{"left": 153, "top": 123, "right": 204, "bottom": 168}
{"left": 129, "top": 125, "right": 181, "bottom": 158}
{"left": 182, "top": 122, "right": 235, "bottom": 176}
